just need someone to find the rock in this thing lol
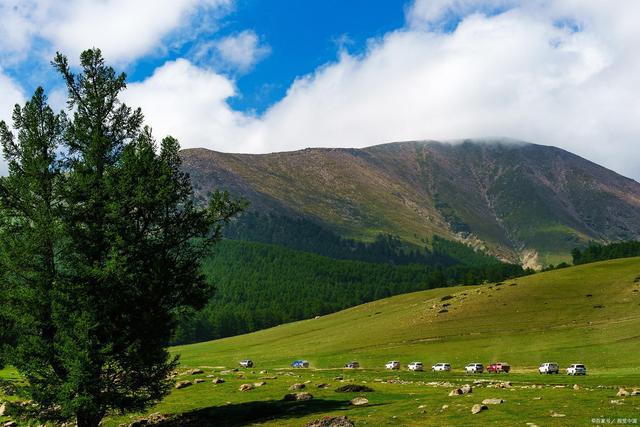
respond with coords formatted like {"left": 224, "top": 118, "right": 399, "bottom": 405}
{"left": 449, "top": 388, "right": 463, "bottom": 396}
{"left": 461, "top": 384, "right": 473, "bottom": 394}
{"left": 632, "top": 389, "right": 640, "bottom": 396}
{"left": 261, "top": 376, "right": 277, "bottom": 380}
{"left": 259, "top": 370, "right": 268, "bottom": 374}
{"left": 551, "top": 412, "right": 566, "bottom": 417}
{"left": 499, "top": 381, "right": 512, "bottom": 389}
{"left": 211, "top": 378, "right": 225, "bottom": 384}
{"left": 317, "top": 383, "right": 330, "bottom": 388}
{"left": 441, "top": 405, "right": 449, "bottom": 410}
{"left": 239, "top": 383, "right": 255, "bottom": 391}
{"left": 350, "top": 397, "right": 369, "bottom": 406}
{"left": 194, "top": 378, "right": 205, "bottom": 383}
{"left": 253, "top": 381, "right": 266, "bottom": 387}
{"left": 334, "top": 376, "right": 343, "bottom": 380}
{"left": 304, "top": 415, "right": 355, "bottom": 427}
{"left": 186, "top": 369, "right": 204, "bottom": 375}
{"left": 4, "top": 422, "right": 16, "bottom": 427}
{"left": 611, "top": 399, "right": 624, "bottom": 405}
{"left": 482, "top": 398, "right": 504, "bottom": 405}
{"left": 471, "top": 404, "right": 488, "bottom": 414}
{"left": 573, "top": 384, "right": 580, "bottom": 390}
{"left": 418, "top": 404, "right": 426, "bottom": 409}
{"left": 0, "top": 403, "right": 5, "bottom": 416}
{"left": 289, "top": 383, "right": 306, "bottom": 391}
{"left": 335, "top": 384, "right": 374, "bottom": 393}
{"left": 617, "top": 388, "right": 629, "bottom": 397}
{"left": 283, "top": 392, "right": 313, "bottom": 401}
{"left": 174, "top": 380, "right": 192, "bottom": 389}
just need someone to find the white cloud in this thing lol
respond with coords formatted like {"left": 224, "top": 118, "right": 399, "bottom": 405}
{"left": 194, "top": 30, "right": 270, "bottom": 72}
{"left": 121, "top": 0, "right": 640, "bottom": 180}
{"left": 0, "top": 0, "right": 232, "bottom": 63}
{"left": 123, "top": 59, "right": 259, "bottom": 150}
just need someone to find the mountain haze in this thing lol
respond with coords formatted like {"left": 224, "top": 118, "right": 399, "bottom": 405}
{"left": 182, "top": 139, "right": 640, "bottom": 267}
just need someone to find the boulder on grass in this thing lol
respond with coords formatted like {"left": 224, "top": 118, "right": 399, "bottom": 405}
{"left": 304, "top": 415, "right": 355, "bottom": 427}
{"left": 482, "top": 398, "right": 504, "bottom": 405}
{"left": 461, "top": 384, "right": 473, "bottom": 394}
{"left": 174, "top": 381, "right": 192, "bottom": 389}
{"left": 350, "top": 397, "right": 369, "bottom": 406}
{"left": 335, "top": 384, "right": 373, "bottom": 393}
{"left": 471, "top": 404, "right": 488, "bottom": 414}
{"left": 617, "top": 388, "right": 629, "bottom": 397}
{"left": 239, "top": 383, "right": 255, "bottom": 392}
{"left": 283, "top": 392, "right": 313, "bottom": 401}
{"left": 211, "top": 378, "right": 225, "bottom": 384}
{"left": 289, "top": 383, "right": 306, "bottom": 391}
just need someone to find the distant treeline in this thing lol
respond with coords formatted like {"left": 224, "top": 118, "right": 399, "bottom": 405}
{"left": 223, "top": 211, "right": 499, "bottom": 267}
{"left": 572, "top": 241, "right": 640, "bottom": 265}
{"left": 172, "top": 239, "right": 527, "bottom": 345}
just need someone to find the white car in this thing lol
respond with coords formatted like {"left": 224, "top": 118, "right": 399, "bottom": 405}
{"left": 539, "top": 362, "right": 560, "bottom": 374}
{"left": 408, "top": 361, "right": 424, "bottom": 371}
{"left": 566, "top": 364, "right": 587, "bottom": 375}
{"left": 432, "top": 363, "right": 451, "bottom": 372}
{"left": 239, "top": 359, "right": 253, "bottom": 368}
{"left": 385, "top": 361, "right": 400, "bottom": 370}
{"left": 465, "top": 363, "right": 484, "bottom": 374}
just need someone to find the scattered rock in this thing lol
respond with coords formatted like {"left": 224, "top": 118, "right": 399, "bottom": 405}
{"left": 498, "top": 381, "right": 512, "bottom": 389}
{"left": 471, "top": 404, "right": 488, "bottom": 414}
{"left": 335, "top": 384, "right": 374, "bottom": 393}
{"left": 304, "top": 415, "right": 355, "bottom": 427}
{"left": 334, "top": 376, "right": 343, "bottom": 381}
{"left": 186, "top": 369, "right": 204, "bottom": 375}
{"left": 239, "top": 383, "right": 255, "bottom": 392}
{"left": 482, "top": 398, "right": 504, "bottom": 405}
{"left": 289, "top": 383, "right": 306, "bottom": 391}
{"left": 449, "top": 388, "right": 463, "bottom": 396}
{"left": 617, "top": 388, "right": 629, "bottom": 397}
{"left": 418, "top": 404, "right": 426, "bottom": 409}
{"left": 253, "top": 381, "right": 266, "bottom": 387}
{"left": 211, "top": 378, "right": 225, "bottom": 384}
{"left": 194, "top": 379, "right": 205, "bottom": 384}
{"left": 573, "top": 384, "right": 580, "bottom": 390}
{"left": 350, "top": 397, "right": 369, "bottom": 406}
{"left": 551, "top": 412, "right": 566, "bottom": 417}
{"left": 317, "top": 383, "right": 330, "bottom": 388}
{"left": 441, "top": 405, "right": 449, "bottom": 410}
{"left": 632, "top": 389, "right": 640, "bottom": 396}
{"left": 174, "top": 381, "right": 192, "bottom": 389}
{"left": 526, "top": 423, "right": 539, "bottom": 427}
{"left": 0, "top": 403, "right": 5, "bottom": 416}
{"left": 283, "top": 392, "right": 313, "bottom": 401}
{"left": 611, "top": 399, "right": 624, "bottom": 405}
{"left": 461, "top": 384, "right": 473, "bottom": 394}
{"left": 259, "top": 370, "right": 267, "bottom": 374}
{"left": 4, "top": 422, "right": 17, "bottom": 427}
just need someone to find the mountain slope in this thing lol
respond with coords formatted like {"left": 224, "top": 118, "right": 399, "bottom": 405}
{"left": 176, "top": 257, "right": 640, "bottom": 371}
{"left": 182, "top": 139, "right": 640, "bottom": 266}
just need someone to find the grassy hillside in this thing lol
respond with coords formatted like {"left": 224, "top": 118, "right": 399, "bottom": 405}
{"left": 177, "top": 257, "right": 640, "bottom": 372}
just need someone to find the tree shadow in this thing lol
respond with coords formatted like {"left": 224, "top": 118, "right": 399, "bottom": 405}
{"left": 156, "top": 398, "right": 376, "bottom": 427}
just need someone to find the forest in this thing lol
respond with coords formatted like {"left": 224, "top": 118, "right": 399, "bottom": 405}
{"left": 571, "top": 241, "right": 640, "bottom": 265}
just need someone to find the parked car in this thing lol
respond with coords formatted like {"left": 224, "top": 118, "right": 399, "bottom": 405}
{"left": 566, "top": 363, "right": 587, "bottom": 375}
{"left": 539, "top": 362, "right": 560, "bottom": 374}
{"left": 385, "top": 361, "right": 400, "bottom": 370}
{"left": 487, "top": 362, "right": 510, "bottom": 373}
{"left": 408, "top": 361, "right": 424, "bottom": 371}
{"left": 465, "top": 363, "right": 484, "bottom": 373}
{"left": 291, "top": 360, "right": 310, "bottom": 368}
{"left": 344, "top": 361, "right": 360, "bottom": 369}
{"left": 432, "top": 363, "right": 451, "bottom": 372}
{"left": 239, "top": 359, "right": 253, "bottom": 368}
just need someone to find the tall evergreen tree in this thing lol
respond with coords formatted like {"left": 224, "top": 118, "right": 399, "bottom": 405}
{"left": 0, "top": 49, "right": 244, "bottom": 426}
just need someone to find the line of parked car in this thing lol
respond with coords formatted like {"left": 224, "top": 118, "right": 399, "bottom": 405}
{"left": 239, "top": 359, "right": 587, "bottom": 375}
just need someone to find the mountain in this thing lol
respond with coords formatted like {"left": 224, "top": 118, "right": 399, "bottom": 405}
{"left": 181, "top": 139, "right": 640, "bottom": 267}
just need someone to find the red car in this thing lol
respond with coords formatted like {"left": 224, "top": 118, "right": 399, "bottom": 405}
{"left": 487, "top": 362, "right": 511, "bottom": 373}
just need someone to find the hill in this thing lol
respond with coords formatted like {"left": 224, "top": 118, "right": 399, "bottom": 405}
{"left": 177, "top": 257, "right": 640, "bottom": 370}
{"left": 181, "top": 139, "right": 640, "bottom": 267}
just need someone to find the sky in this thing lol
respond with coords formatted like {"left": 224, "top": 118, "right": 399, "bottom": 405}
{"left": 0, "top": 0, "right": 639, "bottom": 180}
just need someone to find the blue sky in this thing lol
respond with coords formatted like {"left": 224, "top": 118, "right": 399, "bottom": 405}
{"left": 0, "top": 0, "right": 639, "bottom": 180}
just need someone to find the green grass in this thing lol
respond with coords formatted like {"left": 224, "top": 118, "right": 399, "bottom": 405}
{"left": 3, "top": 258, "right": 640, "bottom": 426}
